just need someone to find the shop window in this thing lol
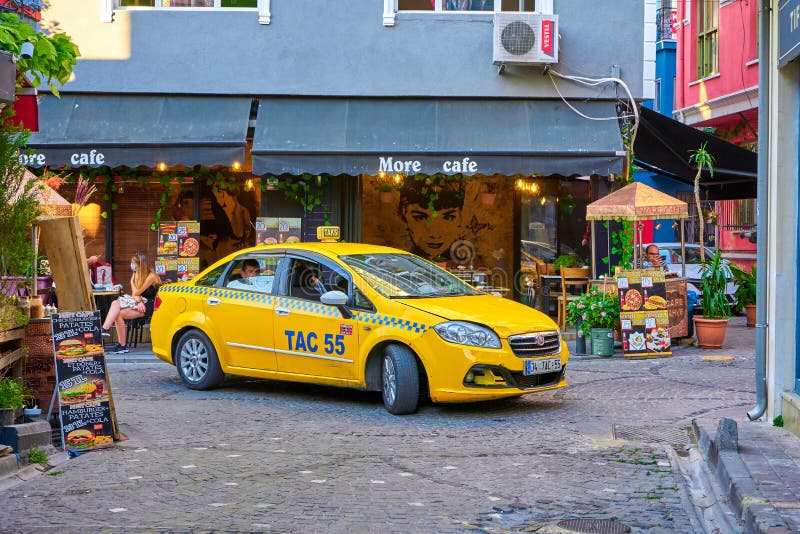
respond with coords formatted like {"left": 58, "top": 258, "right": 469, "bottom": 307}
{"left": 118, "top": 0, "right": 256, "bottom": 7}
{"left": 398, "top": 0, "right": 535, "bottom": 12}
{"left": 696, "top": 0, "right": 719, "bottom": 78}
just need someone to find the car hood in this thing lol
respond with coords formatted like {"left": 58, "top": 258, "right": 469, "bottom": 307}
{"left": 395, "top": 294, "right": 558, "bottom": 338}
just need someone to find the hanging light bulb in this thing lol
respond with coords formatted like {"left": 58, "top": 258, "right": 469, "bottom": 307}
{"left": 393, "top": 173, "right": 403, "bottom": 185}
{"left": 157, "top": 162, "right": 167, "bottom": 172}
{"left": 245, "top": 178, "right": 254, "bottom": 191}
{"left": 232, "top": 161, "right": 242, "bottom": 171}
{"left": 540, "top": 196, "right": 546, "bottom": 206}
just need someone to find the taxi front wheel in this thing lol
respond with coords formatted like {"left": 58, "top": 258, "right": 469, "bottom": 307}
{"left": 175, "top": 330, "right": 224, "bottom": 390}
{"left": 382, "top": 345, "right": 419, "bottom": 415}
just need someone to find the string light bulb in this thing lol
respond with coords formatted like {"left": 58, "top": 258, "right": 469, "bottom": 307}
{"left": 245, "top": 178, "right": 254, "bottom": 191}
{"left": 232, "top": 161, "right": 242, "bottom": 171}
{"left": 157, "top": 162, "right": 167, "bottom": 172}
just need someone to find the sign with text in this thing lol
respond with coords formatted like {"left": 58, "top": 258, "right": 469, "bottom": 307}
{"left": 780, "top": 0, "right": 800, "bottom": 67}
{"left": 51, "top": 311, "right": 116, "bottom": 453}
{"left": 617, "top": 270, "right": 671, "bottom": 357}
{"left": 156, "top": 220, "right": 200, "bottom": 282}
{"left": 255, "top": 217, "right": 301, "bottom": 245}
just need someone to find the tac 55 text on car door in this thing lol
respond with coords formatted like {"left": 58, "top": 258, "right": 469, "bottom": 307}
{"left": 150, "top": 241, "right": 568, "bottom": 415}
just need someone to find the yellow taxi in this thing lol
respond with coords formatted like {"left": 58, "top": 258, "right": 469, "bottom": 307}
{"left": 150, "top": 234, "right": 568, "bottom": 415}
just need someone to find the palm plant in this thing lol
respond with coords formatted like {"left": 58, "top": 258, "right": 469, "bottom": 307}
{"left": 699, "top": 250, "right": 731, "bottom": 319}
{"left": 688, "top": 143, "right": 715, "bottom": 263}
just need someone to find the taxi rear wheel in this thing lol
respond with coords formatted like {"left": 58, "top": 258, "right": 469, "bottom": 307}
{"left": 175, "top": 330, "right": 224, "bottom": 390}
{"left": 382, "top": 345, "right": 419, "bottom": 415}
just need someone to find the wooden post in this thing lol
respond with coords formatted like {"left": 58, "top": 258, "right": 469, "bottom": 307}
{"left": 37, "top": 216, "right": 93, "bottom": 312}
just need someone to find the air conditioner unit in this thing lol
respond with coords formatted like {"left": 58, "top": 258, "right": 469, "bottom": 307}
{"left": 493, "top": 12, "right": 559, "bottom": 66}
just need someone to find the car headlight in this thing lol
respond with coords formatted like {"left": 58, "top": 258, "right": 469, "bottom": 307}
{"left": 433, "top": 321, "right": 501, "bottom": 349}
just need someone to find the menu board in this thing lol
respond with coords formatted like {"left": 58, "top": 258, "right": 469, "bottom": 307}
{"left": 617, "top": 269, "right": 672, "bottom": 357}
{"left": 156, "top": 220, "right": 201, "bottom": 282}
{"left": 51, "top": 311, "right": 116, "bottom": 454}
{"left": 255, "top": 217, "right": 302, "bottom": 245}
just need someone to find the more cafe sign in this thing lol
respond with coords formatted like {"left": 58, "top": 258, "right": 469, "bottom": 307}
{"left": 19, "top": 149, "right": 106, "bottom": 167}
{"left": 379, "top": 156, "right": 479, "bottom": 175}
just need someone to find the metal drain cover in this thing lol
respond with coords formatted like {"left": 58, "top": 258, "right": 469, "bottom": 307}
{"left": 556, "top": 518, "right": 631, "bottom": 533}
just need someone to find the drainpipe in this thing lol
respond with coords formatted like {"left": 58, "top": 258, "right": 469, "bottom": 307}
{"left": 748, "top": 0, "right": 771, "bottom": 421}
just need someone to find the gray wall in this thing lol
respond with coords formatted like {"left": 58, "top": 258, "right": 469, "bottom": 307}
{"left": 42, "top": 0, "right": 646, "bottom": 98}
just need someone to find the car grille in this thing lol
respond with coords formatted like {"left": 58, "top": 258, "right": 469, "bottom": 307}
{"left": 507, "top": 331, "right": 561, "bottom": 358}
{"left": 508, "top": 367, "right": 565, "bottom": 389}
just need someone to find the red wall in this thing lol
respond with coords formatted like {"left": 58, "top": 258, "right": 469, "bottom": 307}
{"left": 675, "top": 1, "right": 758, "bottom": 261}
{"left": 675, "top": 0, "right": 759, "bottom": 143}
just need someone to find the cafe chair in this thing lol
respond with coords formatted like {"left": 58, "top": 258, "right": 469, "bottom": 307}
{"left": 557, "top": 266, "right": 591, "bottom": 331}
{"left": 125, "top": 306, "right": 154, "bottom": 349}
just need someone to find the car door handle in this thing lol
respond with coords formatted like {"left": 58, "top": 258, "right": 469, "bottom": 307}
{"left": 207, "top": 297, "right": 221, "bottom": 306}
{"left": 275, "top": 307, "right": 291, "bottom": 316}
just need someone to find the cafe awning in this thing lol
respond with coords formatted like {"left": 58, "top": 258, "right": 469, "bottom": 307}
{"left": 251, "top": 98, "right": 625, "bottom": 177}
{"left": 586, "top": 182, "right": 689, "bottom": 221}
{"left": 25, "top": 95, "right": 251, "bottom": 169}
{"left": 633, "top": 106, "right": 757, "bottom": 200}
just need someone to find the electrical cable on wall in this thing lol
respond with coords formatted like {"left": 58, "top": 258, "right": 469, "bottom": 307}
{"left": 547, "top": 69, "right": 640, "bottom": 148}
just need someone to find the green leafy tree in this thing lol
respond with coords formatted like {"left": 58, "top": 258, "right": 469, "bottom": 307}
{"left": 688, "top": 143, "right": 715, "bottom": 263}
{"left": 0, "top": 122, "right": 39, "bottom": 280}
{"left": 0, "top": 12, "right": 80, "bottom": 96}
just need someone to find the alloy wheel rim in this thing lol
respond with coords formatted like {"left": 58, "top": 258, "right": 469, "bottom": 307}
{"left": 180, "top": 338, "right": 208, "bottom": 382}
{"left": 382, "top": 356, "right": 396, "bottom": 406}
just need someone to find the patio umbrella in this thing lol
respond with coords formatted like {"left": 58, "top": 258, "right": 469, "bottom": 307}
{"left": 585, "top": 182, "right": 689, "bottom": 277}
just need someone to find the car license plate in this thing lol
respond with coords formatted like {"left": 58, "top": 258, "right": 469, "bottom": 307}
{"left": 524, "top": 358, "right": 562, "bottom": 376}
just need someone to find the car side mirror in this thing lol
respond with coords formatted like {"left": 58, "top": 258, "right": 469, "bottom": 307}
{"left": 320, "top": 290, "right": 352, "bottom": 319}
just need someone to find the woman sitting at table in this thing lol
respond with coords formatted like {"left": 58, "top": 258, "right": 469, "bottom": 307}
{"left": 102, "top": 252, "right": 161, "bottom": 354}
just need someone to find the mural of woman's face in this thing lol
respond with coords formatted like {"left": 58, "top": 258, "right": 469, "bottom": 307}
{"left": 403, "top": 203, "right": 462, "bottom": 258}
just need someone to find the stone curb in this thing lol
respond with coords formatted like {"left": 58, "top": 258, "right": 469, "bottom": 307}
{"left": 692, "top": 419, "right": 793, "bottom": 534}
{"left": 105, "top": 354, "right": 162, "bottom": 364}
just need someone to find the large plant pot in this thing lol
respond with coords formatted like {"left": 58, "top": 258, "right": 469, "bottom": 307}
{"left": 0, "top": 407, "right": 15, "bottom": 427}
{"left": 693, "top": 316, "right": 730, "bottom": 348}
{"left": 744, "top": 304, "right": 756, "bottom": 328}
{"left": 591, "top": 328, "right": 615, "bottom": 357}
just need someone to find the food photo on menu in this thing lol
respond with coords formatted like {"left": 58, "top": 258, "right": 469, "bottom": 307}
{"left": 59, "top": 377, "right": 107, "bottom": 405}
{"left": 55, "top": 337, "right": 104, "bottom": 360}
{"left": 65, "top": 428, "right": 113, "bottom": 451}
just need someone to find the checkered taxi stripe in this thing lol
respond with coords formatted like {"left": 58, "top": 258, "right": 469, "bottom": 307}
{"left": 159, "top": 285, "right": 428, "bottom": 333}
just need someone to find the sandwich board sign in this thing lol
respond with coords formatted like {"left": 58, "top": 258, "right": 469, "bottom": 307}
{"left": 617, "top": 269, "right": 672, "bottom": 358}
{"left": 51, "top": 310, "right": 117, "bottom": 454}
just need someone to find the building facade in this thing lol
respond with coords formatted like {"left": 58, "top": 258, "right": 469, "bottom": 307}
{"left": 766, "top": 0, "right": 800, "bottom": 433}
{"left": 674, "top": 0, "right": 759, "bottom": 268}
{"left": 31, "top": 0, "right": 652, "bottom": 295}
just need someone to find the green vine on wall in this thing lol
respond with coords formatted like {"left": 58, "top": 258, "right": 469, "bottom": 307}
{"left": 264, "top": 174, "right": 331, "bottom": 225}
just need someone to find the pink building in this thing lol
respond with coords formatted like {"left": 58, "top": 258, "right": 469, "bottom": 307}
{"left": 673, "top": 0, "right": 758, "bottom": 269}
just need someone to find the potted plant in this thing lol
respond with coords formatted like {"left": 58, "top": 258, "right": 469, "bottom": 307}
{"left": 732, "top": 264, "right": 757, "bottom": 327}
{"left": 0, "top": 377, "right": 30, "bottom": 427}
{"left": 694, "top": 249, "right": 732, "bottom": 348}
{"left": 480, "top": 181, "right": 497, "bottom": 205}
{"left": 566, "top": 287, "right": 621, "bottom": 357}
{"left": 554, "top": 254, "right": 580, "bottom": 273}
{"left": 376, "top": 183, "right": 395, "bottom": 204}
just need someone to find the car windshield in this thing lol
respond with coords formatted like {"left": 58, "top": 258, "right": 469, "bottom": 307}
{"left": 340, "top": 253, "right": 477, "bottom": 298}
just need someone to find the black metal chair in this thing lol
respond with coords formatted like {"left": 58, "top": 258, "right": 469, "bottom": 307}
{"left": 125, "top": 306, "right": 154, "bottom": 348}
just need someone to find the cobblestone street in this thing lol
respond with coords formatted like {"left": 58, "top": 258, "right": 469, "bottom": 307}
{"left": 1, "top": 318, "right": 758, "bottom": 533}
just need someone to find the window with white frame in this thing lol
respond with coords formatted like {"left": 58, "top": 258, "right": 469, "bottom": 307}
{"left": 398, "top": 0, "right": 536, "bottom": 12}
{"left": 696, "top": 0, "right": 719, "bottom": 78}
{"left": 653, "top": 79, "right": 661, "bottom": 113}
{"left": 118, "top": 0, "right": 257, "bottom": 7}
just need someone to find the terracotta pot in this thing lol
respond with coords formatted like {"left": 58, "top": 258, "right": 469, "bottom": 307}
{"left": 480, "top": 192, "right": 497, "bottom": 205}
{"left": 744, "top": 304, "right": 756, "bottom": 328}
{"left": 693, "top": 316, "right": 730, "bottom": 348}
{"left": 379, "top": 191, "right": 394, "bottom": 204}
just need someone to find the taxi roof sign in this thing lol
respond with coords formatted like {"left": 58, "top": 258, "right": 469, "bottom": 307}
{"left": 317, "top": 226, "right": 340, "bottom": 242}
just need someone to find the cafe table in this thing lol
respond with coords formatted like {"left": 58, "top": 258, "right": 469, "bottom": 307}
{"left": 92, "top": 289, "right": 122, "bottom": 321}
